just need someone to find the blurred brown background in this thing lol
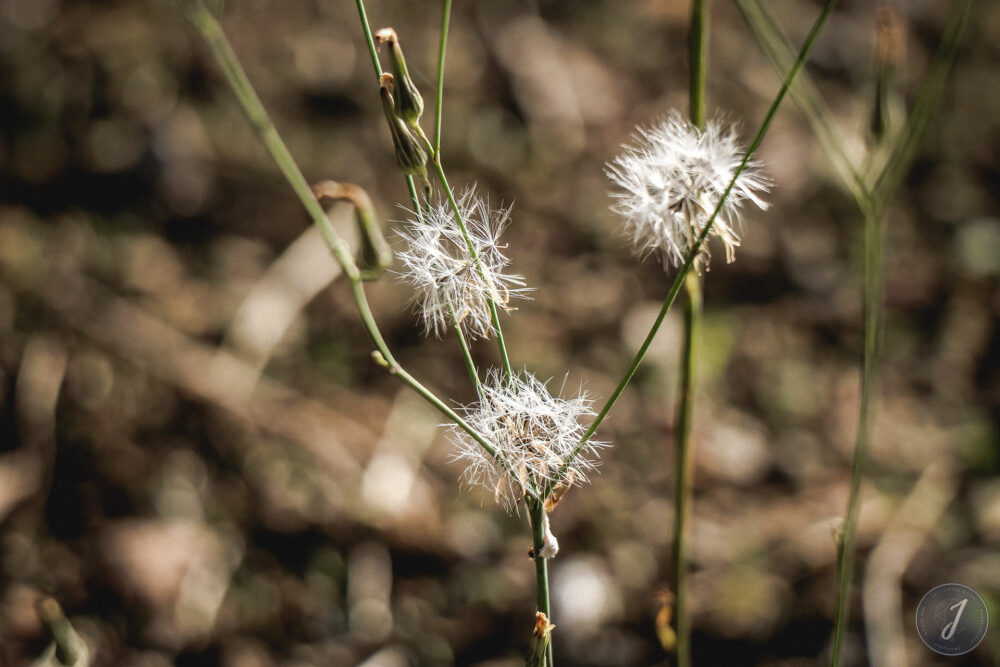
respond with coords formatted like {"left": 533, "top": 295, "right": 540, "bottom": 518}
{"left": 1, "top": 0, "right": 999, "bottom": 665}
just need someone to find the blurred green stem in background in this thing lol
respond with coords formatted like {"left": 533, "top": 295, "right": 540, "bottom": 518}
{"left": 31, "top": 598, "right": 90, "bottom": 667}
{"left": 546, "top": 0, "right": 841, "bottom": 501}
{"left": 670, "top": 1, "right": 709, "bottom": 665}
{"left": 734, "top": 1, "right": 975, "bottom": 661}
{"left": 183, "top": 0, "right": 519, "bottom": 479}
{"left": 830, "top": 206, "right": 884, "bottom": 667}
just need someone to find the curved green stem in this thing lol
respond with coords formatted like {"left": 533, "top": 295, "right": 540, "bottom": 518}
{"left": 185, "top": 1, "right": 510, "bottom": 474}
{"left": 545, "top": 0, "right": 840, "bottom": 499}
{"left": 186, "top": 1, "right": 359, "bottom": 281}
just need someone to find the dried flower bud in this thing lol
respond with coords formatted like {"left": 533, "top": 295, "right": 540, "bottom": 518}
{"left": 312, "top": 180, "right": 392, "bottom": 281}
{"left": 379, "top": 74, "right": 430, "bottom": 192}
{"left": 871, "top": 7, "right": 905, "bottom": 141}
{"left": 375, "top": 27, "right": 425, "bottom": 124}
{"left": 527, "top": 612, "right": 555, "bottom": 667}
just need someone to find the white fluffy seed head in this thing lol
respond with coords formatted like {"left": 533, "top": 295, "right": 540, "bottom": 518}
{"left": 448, "top": 369, "right": 606, "bottom": 513}
{"left": 607, "top": 112, "right": 770, "bottom": 270}
{"left": 395, "top": 188, "right": 528, "bottom": 339}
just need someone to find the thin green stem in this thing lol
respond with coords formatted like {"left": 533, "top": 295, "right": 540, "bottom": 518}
{"left": 434, "top": 0, "right": 453, "bottom": 155}
{"left": 672, "top": 4, "right": 708, "bottom": 663}
{"left": 37, "top": 597, "right": 88, "bottom": 667}
{"left": 528, "top": 498, "right": 553, "bottom": 667}
{"left": 354, "top": 0, "right": 383, "bottom": 80}
{"left": 830, "top": 207, "right": 885, "bottom": 667}
{"left": 406, "top": 174, "right": 424, "bottom": 219}
{"left": 672, "top": 273, "right": 701, "bottom": 667}
{"left": 688, "top": 0, "right": 708, "bottom": 129}
{"left": 447, "top": 299, "right": 483, "bottom": 395}
{"left": 545, "top": 0, "right": 840, "bottom": 499}
{"left": 432, "top": 158, "right": 515, "bottom": 381}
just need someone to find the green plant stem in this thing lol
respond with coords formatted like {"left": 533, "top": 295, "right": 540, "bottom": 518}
{"left": 434, "top": 0, "right": 452, "bottom": 154}
{"left": 527, "top": 497, "right": 554, "bottom": 667}
{"left": 672, "top": 272, "right": 700, "bottom": 667}
{"left": 830, "top": 10, "right": 972, "bottom": 660}
{"left": 186, "top": 2, "right": 360, "bottom": 283}
{"left": 431, "top": 159, "right": 514, "bottom": 380}
{"left": 688, "top": 0, "right": 708, "bottom": 129}
{"left": 37, "top": 597, "right": 89, "bottom": 667}
{"left": 354, "top": 0, "right": 382, "bottom": 80}
{"left": 185, "top": 1, "right": 515, "bottom": 478}
{"left": 406, "top": 174, "right": 424, "bottom": 217}
{"left": 671, "top": 5, "right": 708, "bottom": 663}
{"left": 830, "top": 207, "right": 885, "bottom": 667}
{"left": 448, "top": 300, "right": 483, "bottom": 395}
{"left": 545, "top": 0, "right": 840, "bottom": 499}
{"left": 732, "top": 2, "right": 973, "bottom": 661}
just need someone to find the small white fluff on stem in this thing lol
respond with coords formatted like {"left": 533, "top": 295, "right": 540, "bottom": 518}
{"left": 448, "top": 369, "right": 606, "bottom": 513}
{"left": 607, "top": 112, "right": 770, "bottom": 270}
{"left": 396, "top": 188, "right": 528, "bottom": 339}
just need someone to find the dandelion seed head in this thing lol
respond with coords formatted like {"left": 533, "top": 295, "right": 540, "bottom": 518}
{"left": 395, "top": 188, "right": 528, "bottom": 339}
{"left": 607, "top": 112, "right": 770, "bottom": 270}
{"left": 448, "top": 369, "right": 607, "bottom": 513}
